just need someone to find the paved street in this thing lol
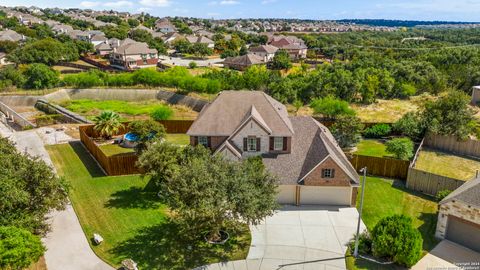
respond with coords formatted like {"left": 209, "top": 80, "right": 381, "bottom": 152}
{"left": 199, "top": 206, "right": 366, "bottom": 270}
{"left": 159, "top": 55, "right": 224, "bottom": 67}
{"left": 0, "top": 122, "right": 113, "bottom": 270}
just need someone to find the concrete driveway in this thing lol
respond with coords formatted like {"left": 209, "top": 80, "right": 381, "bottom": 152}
{"left": 412, "top": 240, "right": 480, "bottom": 270}
{"left": 200, "top": 205, "right": 366, "bottom": 270}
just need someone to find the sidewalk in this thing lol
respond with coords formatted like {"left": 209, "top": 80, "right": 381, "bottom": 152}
{"left": 0, "top": 123, "right": 114, "bottom": 270}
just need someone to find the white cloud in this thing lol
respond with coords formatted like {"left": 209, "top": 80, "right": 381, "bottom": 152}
{"left": 220, "top": 0, "right": 239, "bottom": 5}
{"left": 104, "top": 0, "right": 134, "bottom": 7}
{"left": 139, "top": 0, "right": 171, "bottom": 7}
{"left": 261, "top": 0, "right": 276, "bottom": 4}
{"left": 79, "top": 1, "right": 101, "bottom": 8}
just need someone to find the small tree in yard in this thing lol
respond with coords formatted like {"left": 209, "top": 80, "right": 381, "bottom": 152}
{"left": 371, "top": 215, "right": 423, "bottom": 267}
{"left": 385, "top": 138, "right": 414, "bottom": 160}
{"left": 0, "top": 226, "right": 45, "bottom": 269}
{"left": 93, "top": 111, "right": 123, "bottom": 139}
{"left": 331, "top": 115, "right": 364, "bottom": 148}
{"left": 271, "top": 49, "right": 292, "bottom": 70}
{"left": 23, "top": 63, "right": 59, "bottom": 89}
{"left": 150, "top": 106, "right": 173, "bottom": 121}
{"left": 188, "top": 61, "right": 197, "bottom": 69}
{"left": 128, "top": 120, "right": 166, "bottom": 153}
{"left": 310, "top": 95, "right": 355, "bottom": 120}
{"left": 138, "top": 144, "right": 278, "bottom": 241}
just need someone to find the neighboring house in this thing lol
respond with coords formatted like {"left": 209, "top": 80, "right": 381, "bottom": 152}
{"left": 155, "top": 19, "right": 177, "bottom": 33}
{"left": 223, "top": 54, "right": 265, "bottom": 71}
{"left": 187, "top": 91, "right": 360, "bottom": 206}
{"left": 90, "top": 34, "right": 107, "bottom": 47}
{"left": 52, "top": 24, "right": 74, "bottom": 35}
{"left": 269, "top": 35, "right": 308, "bottom": 59}
{"left": 436, "top": 177, "right": 480, "bottom": 252}
{"left": 162, "top": 32, "right": 184, "bottom": 45}
{"left": 185, "top": 35, "right": 215, "bottom": 48}
{"left": 95, "top": 42, "right": 112, "bottom": 56}
{"left": 0, "top": 29, "right": 24, "bottom": 42}
{"left": 110, "top": 41, "right": 158, "bottom": 70}
{"left": 248, "top": 44, "right": 278, "bottom": 62}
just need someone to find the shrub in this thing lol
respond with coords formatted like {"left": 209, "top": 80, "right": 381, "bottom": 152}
{"left": 310, "top": 95, "right": 355, "bottom": 120}
{"left": 385, "top": 137, "right": 414, "bottom": 160}
{"left": 0, "top": 226, "right": 45, "bottom": 269}
{"left": 348, "top": 231, "right": 372, "bottom": 255}
{"left": 371, "top": 215, "right": 423, "bottom": 267}
{"left": 436, "top": 190, "right": 452, "bottom": 202}
{"left": 93, "top": 111, "right": 123, "bottom": 139}
{"left": 23, "top": 64, "right": 59, "bottom": 89}
{"left": 150, "top": 106, "right": 173, "bottom": 121}
{"left": 331, "top": 115, "right": 364, "bottom": 148}
{"left": 128, "top": 119, "right": 166, "bottom": 153}
{"left": 363, "top": 124, "right": 392, "bottom": 138}
{"left": 188, "top": 61, "right": 197, "bottom": 69}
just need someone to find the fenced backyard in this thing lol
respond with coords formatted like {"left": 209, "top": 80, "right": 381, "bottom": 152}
{"left": 349, "top": 154, "right": 410, "bottom": 180}
{"left": 79, "top": 120, "right": 193, "bottom": 176}
{"left": 405, "top": 134, "right": 480, "bottom": 196}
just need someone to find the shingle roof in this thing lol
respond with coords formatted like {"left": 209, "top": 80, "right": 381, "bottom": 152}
{"left": 440, "top": 177, "right": 480, "bottom": 207}
{"left": 115, "top": 41, "right": 157, "bottom": 55}
{"left": 249, "top": 44, "right": 278, "bottom": 54}
{"left": 223, "top": 54, "right": 265, "bottom": 66}
{"left": 187, "top": 91, "right": 294, "bottom": 136}
{"left": 262, "top": 117, "right": 359, "bottom": 185}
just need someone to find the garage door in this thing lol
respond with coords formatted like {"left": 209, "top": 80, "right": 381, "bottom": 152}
{"left": 446, "top": 215, "right": 480, "bottom": 252}
{"left": 277, "top": 185, "right": 296, "bottom": 204}
{"left": 300, "top": 186, "right": 351, "bottom": 205}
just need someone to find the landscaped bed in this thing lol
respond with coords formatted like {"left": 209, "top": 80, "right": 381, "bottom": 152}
{"left": 347, "top": 176, "right": 439, "bottom": 269}
{"left": 415, "top": 147, "right": 480, "bottom": 180}
{"left": 354, "top": 139, "right": 392, "bottom": 158}
{"left": 46, "top": 143, "right": 250, "bottom": 269}
{"left": 59, "top": 99, "right": 198, "bottom": 121}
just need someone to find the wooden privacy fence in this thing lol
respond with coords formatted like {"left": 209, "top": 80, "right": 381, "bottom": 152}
{"left": 79, "top": 125, "right": 139, "bottom": 176}
{"left": 406, "top": 167, "right": 465, "bottom": 196}
{"left": 349, "top": 154, "right": 410, "bottom": 180}
{"left": 79, "top": 120, "right": 193, "bottom": 175}
{"left": 424, "top": 134, "right": 480, "bottom": 158}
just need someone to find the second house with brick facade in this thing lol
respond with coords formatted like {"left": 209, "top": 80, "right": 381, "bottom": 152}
{"left": 187, "top": 91, "right": 359, "bottom": 206}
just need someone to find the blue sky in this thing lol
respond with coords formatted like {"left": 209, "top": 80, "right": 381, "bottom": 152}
{"left": 2, "top": 0, "right": 480, "bottom": 21}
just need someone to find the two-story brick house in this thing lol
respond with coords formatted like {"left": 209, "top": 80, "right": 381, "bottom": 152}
{"left": 187, "top": 91, "right": 359, "bottom": 206}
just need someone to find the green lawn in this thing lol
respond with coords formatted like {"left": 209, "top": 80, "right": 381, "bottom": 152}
{"left": 98, "top": 144, "right": 135, "bottom": 156}
{"left": 165, "top": 134, "right": 190, "bottom": 145}
{"left": 347, "top": 176, "right": 439, "bottom": 270}
{"left": 415, "top": 148, "right": 480, "bottom": 181}
{"left": 46, "top": 142, "right": 250, "bottom": 269}
{"left": 60, "top": 99, "right": 197, "bottom": 120}
{"left": 355, "top": 139, "right": 392, "bottom": 158}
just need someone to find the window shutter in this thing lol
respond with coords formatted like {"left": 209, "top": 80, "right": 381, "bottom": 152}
{"left": 283, "top": 137, "right": 288, "bottom": 151}
{"left": 256, "top": 138, "right": 261, "bottom": 151}
{"left": 331, "top": 169, "right": 335, "bottom": 178}
{"left": 207, "top": 137, "right": 211, "bottom": 148}
{"left": 321, "top": 169, "right": 325, "bottom": 178}
{"left": 269, "top": 137, "right": 274, "bottom": 151}
{"left": 243, "top": 138, "right": 247, "bottom": 151}
{"left": 193, "top": 136, "right": 198, "bottom": 146}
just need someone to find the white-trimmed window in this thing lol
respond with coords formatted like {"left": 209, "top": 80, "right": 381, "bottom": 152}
{"left": 322, "top": 168, "right": 334, "bottom": 178}
{"left": 274, "top": 137, "right": 284, "bottom": 151}
{"left": 248, "top": 137, "right": 257, "bottom": 152}
{"left": 198, "top": 136, "right": 208, "bottom": 147}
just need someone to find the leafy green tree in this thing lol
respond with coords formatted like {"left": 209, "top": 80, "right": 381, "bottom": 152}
{"left": 363, "top": 124, "right": 391, "bottom": 138}
{"left": 0, "top": 226, "right": 45, "bottom": 269}
{"left": 93, "top": 111, "right": 123, "bottom": 139}
{"left": 331, "top": 114, "right": 364, "bottom": 148}
{"left": 191, "top": 43, "right": 213, "bottom": 58}
{"left": 150, "top": 106, "right": 173, "bottom": 121}
{"left": 371, "top": 215, "right": 423, "bottom": 267}
{"left": 173, "top": 39, "right": 191, "bottom": 53}
{"left": 128, "top": 119, "right": 166, "bottom": 153}
{"left": 127, "top": 19, "right": 140, "bottom": 27}
{"left": 271, "top": 49, "right": 292, "bottom": 70}
{"left": 422, "top": 90, "right": 475, "bottom": 140}
{"left": 188, "top": 61, "right": 197, "bottom": 69}
{"left": 0, "top": 40, "right": 18, "bottom": 53}
{"left": 23, "top": 64, "right": 59, "bottom": 89}
{"left": 0, "top": 65, "right": 26, "bottom": 89}
{"left": 138, "top": 145, "right": 278, "bottom": 241}
{"left": 385, "top": 138, "right": 414, "bottom": 160}
{"left": 129, "top": 29, "right": 152, "bottom": 43}
{"left": 310, "top": 95, "right": 355, "bottom": 120}
{"left": 8, "top": 38, "right": 78, "bottom": 65}
{"left": 0, "top": 137, "right": 67, "bottom": 234}
{"left": 393, "top": 112, "right": 425, "bottom": 141}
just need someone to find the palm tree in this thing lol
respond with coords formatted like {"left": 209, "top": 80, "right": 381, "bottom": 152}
{"left": 93, "top": 111, "right": 123, "bottom": 139}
